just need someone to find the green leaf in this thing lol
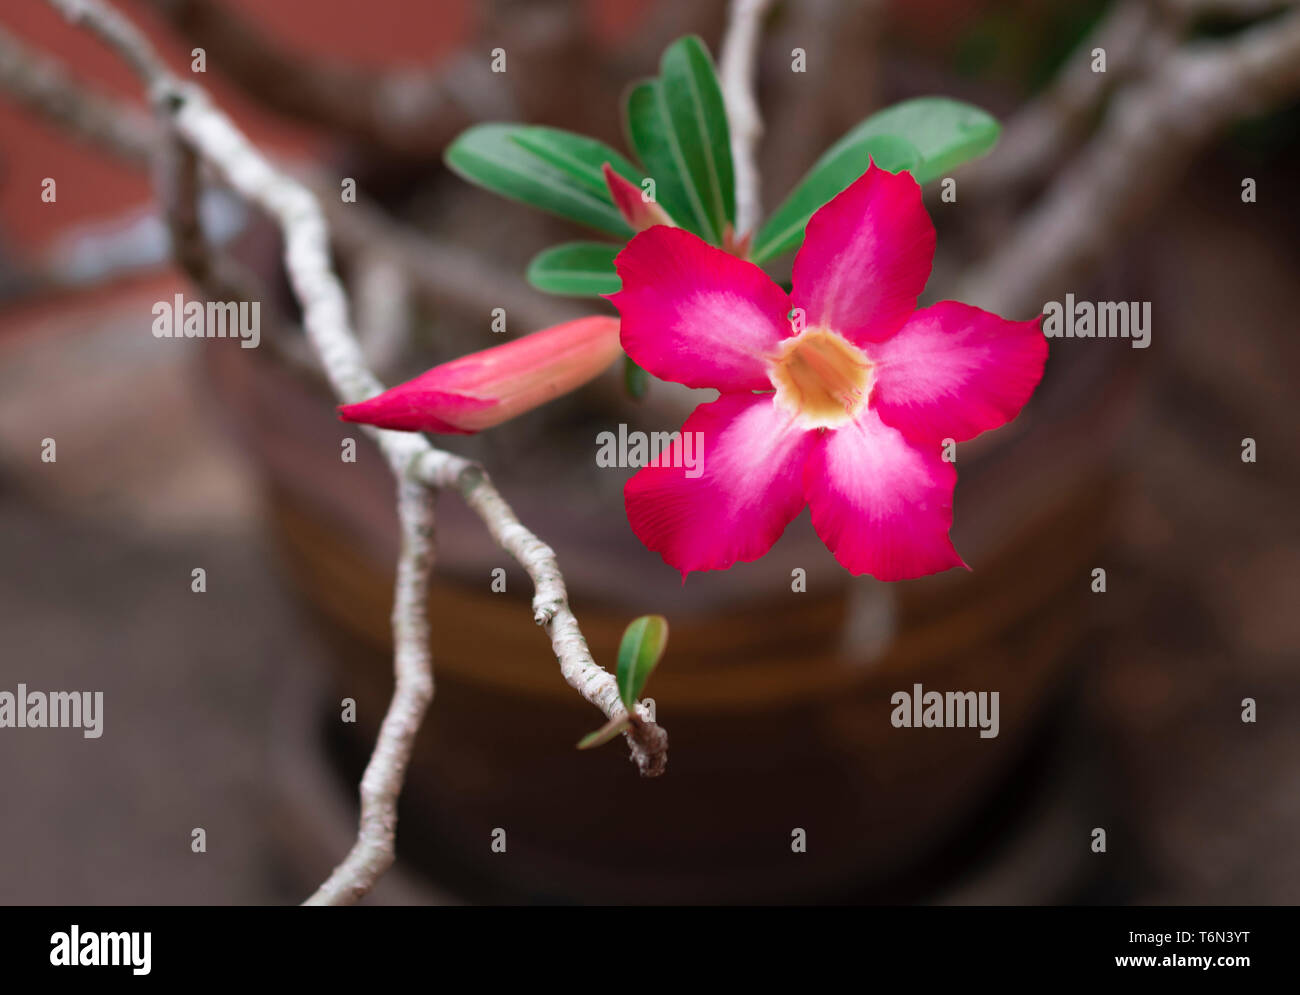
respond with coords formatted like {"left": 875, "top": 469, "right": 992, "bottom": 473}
{"left": 832, "top": 96, "right": 1001, "bottom": 186}
{"left": 623, "top": 80, "right": 708, "bottom": 240}
{"left": 526, "top": 242, "right": 621, "bottom": 297}
{"left": 616, "top": 614, "right": 669, "bottom": 709}
{"left": 749, "top": 97, "right": 1000, "bottom": 262}
{"left": 624, "top": 356, "right": 649, "bottom": 399}
{"left": 750, "top": 134, "right": 921, "bottom": 264}
{"left": 576, "top": 715, "right": 631, "bottom": 750}
{"left": 656, "top": 36, "right": 735, "bottom": 243}
{"left": 445, "top": 123, "right": 632, "bottom": 237}
{"left": 510, "top": 126, "right": 644, "bottom": 197}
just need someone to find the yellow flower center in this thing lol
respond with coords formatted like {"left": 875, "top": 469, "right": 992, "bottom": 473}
{"left": 769, "top": 328, "right": 873, "bottom": 429}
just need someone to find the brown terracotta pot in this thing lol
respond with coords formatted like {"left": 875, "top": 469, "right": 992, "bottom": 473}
{"left": 201, "top": 313, "right": 1129, "bottom": 903}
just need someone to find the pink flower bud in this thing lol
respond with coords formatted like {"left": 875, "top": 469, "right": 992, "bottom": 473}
{"left": 338, "top": 315, "right": 621, "bottom": 434}
{"left": 603, "top": 163, "right": 673, "bottom": 232}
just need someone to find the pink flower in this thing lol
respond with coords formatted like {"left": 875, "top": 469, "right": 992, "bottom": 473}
{"left": 607, "top": 162, "right": 1047, "bottom": 581}
{"left": 338, "top": 315, "right": 621, "bottom": 434}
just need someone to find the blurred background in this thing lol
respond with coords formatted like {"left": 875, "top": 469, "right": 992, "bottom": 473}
{"left": 0, "top": 0, "right": 1297, "bottom": 904}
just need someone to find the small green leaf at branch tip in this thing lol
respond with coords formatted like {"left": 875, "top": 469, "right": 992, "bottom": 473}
{"left": 624, "top": 356, "right": 649, "bottom": 399}
{"left": 577, "top": 715, "right": 631, "bottom": 750}
{"left": 616, "top": 614, "right": 669, "bottom": 709}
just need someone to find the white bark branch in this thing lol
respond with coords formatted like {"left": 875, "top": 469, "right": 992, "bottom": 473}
{"left": 306, "top": 479, "right": 437, "bottom": 906}
{"left": 41, "top": 0, "right": 667, "bottom": 906}
{"left": 420, "top": 457, "right": 668, "bottom": 773}
{"left": 719, "top": 0, "right": 776, "bottom": 238}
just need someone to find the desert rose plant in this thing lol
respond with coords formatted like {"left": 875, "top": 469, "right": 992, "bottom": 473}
{"left": 344, "top": 35, "right": 1044, "bottom": 586}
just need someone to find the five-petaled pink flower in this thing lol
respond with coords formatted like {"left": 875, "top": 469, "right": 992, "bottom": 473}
{"left": 607, "top": 162, "right": 1048, "bottom": 582}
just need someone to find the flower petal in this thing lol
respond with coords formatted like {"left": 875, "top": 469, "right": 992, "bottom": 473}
{"left": 339, "top": 388, "right": 493, "bottom": 434}
{"left": 868, "top": 302, "right": 1047, "bottom": 444}
{"left": 608, "top": 226, "right": 792, "bottom": 391}
{"left": 791, "top": 161, "right": 935, "bottom": 345}
{"left": 624, "top": 393, "right": 817, "bottom": 578}
{"left": 804, "top": 408, "right": 965, "bottom": 580}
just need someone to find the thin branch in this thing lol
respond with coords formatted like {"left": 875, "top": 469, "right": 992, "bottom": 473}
{"left": 1166, "top": 0, "right": 1300, "bottom": 17}
{"left": 762, "top": 0, "right": 883, "bottom": 216}
{"left": 0, "top": 22, "right": 154, "bottom": 163}
{"left": 424, "top": 458, "right": 669, "bottom": 776}
{"left": 42, "top": 0, "right": 667, "bottom": 906}
{"left": 959, "top": 4, "right": 1300, "bottom": 317}
{"left": 352, "top": 252, "right": 413, "bottom": 376}
{"left": 961, "top": 0, "right": 1156, "bottom": 196}
{"left": 719, "top": 0, "right": 777, "bottom": 237}
{"left": 320, "top": 192, "right": 581, "bottom": 332}
{"left": 153, "top": 117, "right": 270, "bottom": 309}
{"left": 305, "top": 479, "right": 437, "bottom": 906}
{"left": 0, "top": 24, "right": 570, "bottom": 334}
{"left": 964, "top": 0, "right": 1299, "bottom": 196}
{"left": 139, "top": 0, "right": 513, "bottom": 158}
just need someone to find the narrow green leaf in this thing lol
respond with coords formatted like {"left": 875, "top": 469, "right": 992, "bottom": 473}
{"left": 526, "top": 242, "right": 621, "bottom": 297}
{"left": 750, "top": 134, "right": 921, "bottom": 264}
{"left": 445, "top": 123, "right": 632, "bottom": 237}
{"left": 830, "top": 97, "right": 1001, "bottom": 186}
{"left": 656, "top": 36, "right": 735, "bottom": 242}
{"left": 616, "top": 614, "right": 669, "bottom": 708}
{"left": 576, "top": 715, "right": 631, "bottom": 750}
{"left": 624, "top": 356, "right": 649, "bottom": 399}
{"left": 510, "top": 126, "right": 644, "bottom": 197}
{"left": 623, "top": 80, "right": 708, "bottom": 240}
